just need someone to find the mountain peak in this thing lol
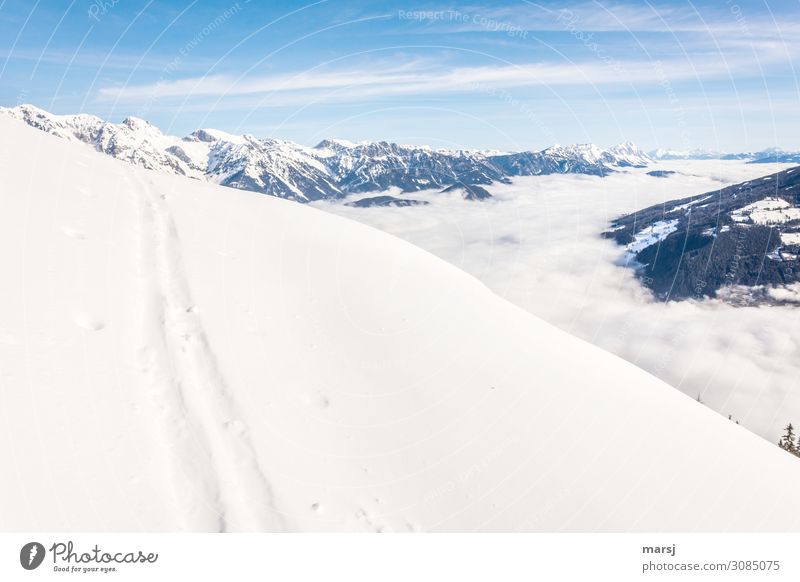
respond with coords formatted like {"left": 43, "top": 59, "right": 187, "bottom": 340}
{"left": 122, "top": 116, "right": 157, "bottom": 132}
{"left": 187, "top": 128, "right": 248, "bottom": 145}
{"left": 314, "top": 138, "right": 359, "bottom": 150}
{"left": 608, "top": 141, "right": 640, "bottom": 153}
{"left": 605, "top": 141, "right": 651, "bottom": 166}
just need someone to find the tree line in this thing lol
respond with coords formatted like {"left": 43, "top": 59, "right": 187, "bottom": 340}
{"left": 778, "top": 423, "right": 800, "bottom": 458}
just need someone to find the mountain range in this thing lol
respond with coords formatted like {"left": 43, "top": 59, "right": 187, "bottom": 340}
{"left": 649, "top": 147, "right": 800, "bottom": 163}
{"left": 0, "top": 104, "right": 651, "bottom": 202}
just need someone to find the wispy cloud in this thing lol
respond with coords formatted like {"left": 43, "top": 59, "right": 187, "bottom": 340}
{"left": 0, "top": 47, "right": 222, "bottom": 72}
{"left": 97, "top": 50, "right": 774, "bottom": 105}
{"left": 445, "top": 1, "right": 799, "bottom": 35}
{"left": 403, "top": 0, "right": 800, "bottom": 60}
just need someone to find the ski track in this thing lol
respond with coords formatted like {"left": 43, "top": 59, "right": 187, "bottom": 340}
{"left": 127, "top": 167, "right": 286, "bottom": 532}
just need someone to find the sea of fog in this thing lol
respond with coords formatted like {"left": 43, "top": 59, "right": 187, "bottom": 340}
{"left": 314, "top": 160, "right": 800, "bottom": 443}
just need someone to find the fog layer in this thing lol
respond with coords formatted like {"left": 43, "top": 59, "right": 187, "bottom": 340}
{"left": 316, "top": 160, "right": 799, "bottom": 442}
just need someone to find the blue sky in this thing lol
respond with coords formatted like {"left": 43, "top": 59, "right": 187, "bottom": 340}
{"left": 0, "top": 0, "right": 798, "bottom": 151}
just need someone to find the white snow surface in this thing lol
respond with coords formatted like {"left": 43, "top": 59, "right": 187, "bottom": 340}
{"left": 2, "top": 118, "right": 800, "bottom": 533}
{"left": 780, "top": 232, "right": 800, "bottom": 245}
{"left": 730, "top": 197, "right": 800, "bottom": 225}
{"left": 626, "top": 220, "right": 680, "bottom": 255}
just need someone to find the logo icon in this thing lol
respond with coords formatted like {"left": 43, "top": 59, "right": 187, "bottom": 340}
{"left": 20, "top": 542, "right": 46, "bottom": 570}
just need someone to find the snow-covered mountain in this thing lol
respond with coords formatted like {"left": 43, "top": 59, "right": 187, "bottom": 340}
{"left": 748, "top": 148, "right": 800, "bottom": 164}
{"left": 3, "top": 114, "right": 800, "bottom": 532}
{"left": 605, "top": 141, "right": 652, "bottom": 166}
{"left": 314, "top": 139, "right": 509, "bottom": 191}
{"left": 649, "top": 148, "right": 724, "bottom": 161}
{"left": 1, "top": 104, "right": 342, "bottom": 201}
{"left": 488, "top": 141, "right": 649, "bottom": 178}
{"left": 1, "top": 104, "right": 651, "bottom": 202}
{"left": 649, "top": 146, "right": 800, "bottom": 163}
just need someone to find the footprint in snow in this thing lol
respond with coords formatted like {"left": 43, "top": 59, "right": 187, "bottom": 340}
{"left": 61, "top": 226, "right": 85, "bottom": 239}
{"left": 298, "top": 391, "right": 330, "bottom": 409}
{"left": 225, "top": 419, "right": 246, "bottom": 436}
{"left": 74, "top": 314, "right": 105, "bottom": 331}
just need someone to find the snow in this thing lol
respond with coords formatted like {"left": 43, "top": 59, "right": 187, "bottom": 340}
{"left": 0, "top": 106, "right": 341, "bottom": 201}
{"left": 649, "top": 148, "right": 721, "bottom": 160}
{"left": 669, "top": 194, "right": 713, "bottom": 213}
{"left": 195, "top": 127, "right": 249, "bottom": 145}
{"left": 605, "top": 141, "right": 652, "bottom": 166}
{"left": 534, "top": 141, "right": 650, "bottom": 170}
{"left": 317, "top": 159, "right": 800, "bottom": 445}
{"left": 730, "top": 197, "right": 800, "bottom": 225}
{"left": 0, "top": 106, "right": 655, "bottom": 204}
{"left": 320, "top": 138, "right": 359, "bottom": 149}
{"left": 544, "top": 143, "right": 605, "bottom": 163}
{"left": 3, "top": 118, "right": 800, "bottom": 533}
{"left": 780, "top": 232, "right": 800, "bottom": 245}
{"left": 626, "top": 219, "right": 680, "bottom": 255}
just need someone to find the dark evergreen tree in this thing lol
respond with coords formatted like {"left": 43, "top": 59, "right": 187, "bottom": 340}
{"left": 779, "top": 423, "right": 797, "bottom": 455}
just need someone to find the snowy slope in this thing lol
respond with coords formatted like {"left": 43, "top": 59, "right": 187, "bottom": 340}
{"left": 2, "top": 116, "right": 800, "bottom": 533}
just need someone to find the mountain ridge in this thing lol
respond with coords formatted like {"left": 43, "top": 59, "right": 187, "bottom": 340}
{"left": 2, "top": 103, "right": 650, "bottom": 202}
{"left": 649, "top": 146, "right": 800, "bottom": 163}
{"left": 605, "top": 165, "right": 800, "bottom": 302}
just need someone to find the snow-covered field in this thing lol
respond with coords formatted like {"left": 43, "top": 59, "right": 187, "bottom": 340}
{"left": 3, "top": 117, "right": 800, "bottom": 533}
{"left": 317, "top": 161, "right": 800, "bottom": 444}
{"left": 624, "top": 219, "right": 679, "bottom": 256}
{"left": 731, "top": 197, "right": 800, "bottom": 225}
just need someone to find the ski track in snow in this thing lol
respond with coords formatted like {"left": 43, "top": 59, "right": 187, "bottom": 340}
{"left": 127, "top": 168, "right": 286, "bottom": 532}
